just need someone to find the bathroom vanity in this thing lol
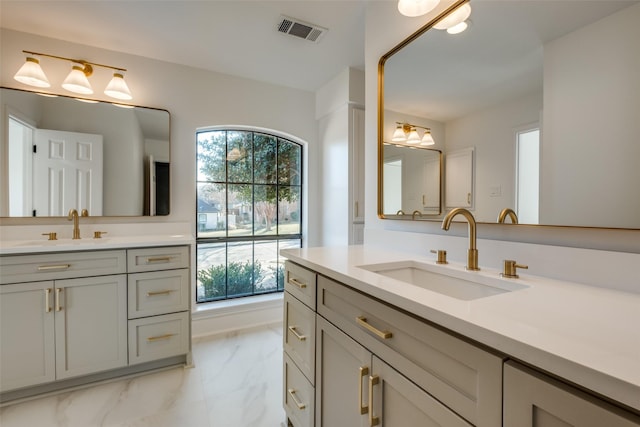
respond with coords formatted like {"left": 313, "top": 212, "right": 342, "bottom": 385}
{"left": 282, "top": 246, "right": 640, "bottom": 426}
{"left": 0, "top": 235, "right": 192, "bottom": 403}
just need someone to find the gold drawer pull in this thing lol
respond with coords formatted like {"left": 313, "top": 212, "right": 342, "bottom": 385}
{"left": 55, "top": 288, "right": 63, "bottom": 312}
{"left": 44, "top": 288, "right": 52, "bottom": 313}
{"left": 146, "top": 290, "right": 174, "bottom": 297}
{"left": 359, "top": 366, "right": 369, "bottom": 414}
{"left": 356, "top": 316, "right": 392, "bottom": 340}
{"left": 369, "top": 375, "right": 380, "bottom": 426}
{"left": 288, "top": 325, "right": 306, "bottom": 341}
{"left": 38, "top": 264, "right": 71, "bottom": 271}
{"left": 288, "top": 278, "right": 307, "bottom": 289}
{"left": 147, "top": 333, "right": 176, "bottom": 342}
{"left": 287, "top": 388, "right": 306, "bottom": 410}
{"left": 146, "top": 256, "right": 172, "bottom": 263}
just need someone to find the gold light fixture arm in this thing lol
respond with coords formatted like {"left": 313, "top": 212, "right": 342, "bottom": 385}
{"left": 23, "top": 50, "right": 127, "bottom": 74}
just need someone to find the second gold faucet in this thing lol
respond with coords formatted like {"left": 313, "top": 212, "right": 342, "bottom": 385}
{"left": 68, "top": 208, "right": 89, "bottom": 239}
{"left": 441, "top": 207, "right": 479, "bottom": 271}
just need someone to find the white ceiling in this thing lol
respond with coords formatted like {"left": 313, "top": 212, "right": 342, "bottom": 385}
{"left": 0, "top": 0, "right": 368, "bottom": 92}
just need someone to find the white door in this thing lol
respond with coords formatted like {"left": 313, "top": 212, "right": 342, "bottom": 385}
{"left": 33, "top": 129, "right": 103, "bottom": 216}
{"left": 445, "top": 148, "right": 474, "bottom": 208}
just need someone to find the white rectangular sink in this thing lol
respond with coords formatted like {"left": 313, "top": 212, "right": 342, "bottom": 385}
{"left": 358, "top": 260, "right": 527, "bottom": 300}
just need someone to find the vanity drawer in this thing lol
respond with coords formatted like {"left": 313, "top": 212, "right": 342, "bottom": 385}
{"left": 317, "top": 275, "right": 503, "bottom": 427}
{"left": 128, "top": 311, "right": 190, "bottom": 365}
{"left": 284, "top": 291, "right": 316, "bottom": 385}
{"left": 284, "top": 352, "right": 315, "bottom": 427}
{"left": 128, "top": 269, "right": 189, "bottom": 319}
{"left": 127, "top": 246, "right": 189, "bottom": 273}
{"left": 0, "top": 250, "right": 126, "bottom": 284}
{"left": 284, "top": 261, "right": 316, "bottom": 309}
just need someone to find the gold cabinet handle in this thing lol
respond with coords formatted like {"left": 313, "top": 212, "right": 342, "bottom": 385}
{"left": 55, "top": 288, "right": 63, "bottom": 312}
{"left": 287, "top": 388, "right": 306, "bottom": 410}
{"left": 287, "top": 277, "right": 307, "bottom": 289}
{"left": 146, "top": 256, "right": 172, "bottom": 263}
{"left": 359, "top": 366, "right": 369, "bottom": 414}
{"left": 288, "top": 325, "right": 306, "bottom": 341}
{"left": 368, "top": 375, "right": 380, "bottom": 426}
{"left": 147, "top": 333, "right": 176, "bottom": 342}
{"left": 146, "top": 290, "right": 174, "bottom": 297}
{"left": 44, "top": 288, "right": 52, "bottom": 313}
{"left": 355, "top": 201, "right": 359, "bottom": 217}
{"left": 38, "top": 264, "right": 71, "bottom": 271}
{"left": 467, "top": 192, "right": 471, "bottom": 205}
{"left": 356, "top": 316, "right": 392, "bottom": 340}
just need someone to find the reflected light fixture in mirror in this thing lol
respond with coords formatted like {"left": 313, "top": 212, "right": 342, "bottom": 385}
{"left": 398, "top": 0, "right": 440, "bottom": 17}
{"left": 392, "top": 122, "right": 436, "bottom": 146}
{"left": 14, "top": 50, "right": 133, "bottom": 101}
{"left": 433, "top": 3, "right": 471, "bottom": 30}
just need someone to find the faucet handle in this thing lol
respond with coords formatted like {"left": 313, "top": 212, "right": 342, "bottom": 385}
{"left": 501, "top": 260, "right": 528, "bottom": 278}
{"left": 430, "top": 249, "right": 448, "bottom": 264}
{"left": 42, "top": 232, "right": 58, "bottom": 241}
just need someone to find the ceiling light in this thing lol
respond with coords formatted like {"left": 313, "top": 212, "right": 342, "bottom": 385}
{"left": 433, "top": 3, "right": 471, "bottom": 30}
{"left": 390, "top": 122, "right": 436, "bottom": 146}
{"left": 397, "top": 0, "right": 441, "bottom": 17}
{"left": 420, "top": 129, "right": 435, "bottom": 145}
{"left": 406, "top": 127, "right": 421, "bottom": 144}
{"left": 14, "top": 56, "right": 50, "bottom": 88}
{"left": 13, "top": 50, "right": 133, "bottom": 101}
{"left": 392, "top": 124, "right": 407, "bottom": 142}
{"left": 446, "top": 20, "right": 469, "bottom": 34}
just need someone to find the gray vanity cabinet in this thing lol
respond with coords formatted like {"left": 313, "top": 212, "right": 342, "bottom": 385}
{"left": 504, "top": 361, "right": 640, "bottom": 427}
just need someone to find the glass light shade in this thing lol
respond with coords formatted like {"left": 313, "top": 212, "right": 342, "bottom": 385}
{"left": 104, "top": 72, "right": 133, "bottom": 100}
{"left": 14, "top": 57, "right": 50, "bottom": 88}
{"left": 62, "top": 65, "right": 93, "bottom": 95}
{"left": 392, "top": 126, "right": 407, "bottom": 142}
{"left": 447, "top": 21, "right": 468, "bottom": 34}
{"left": 433, "top": 3, "right": 471, "bottom": 29}
{"left": 420, "top": 131, "right": 435, "bottom": 145}
{"left": 406, "top": 128, "right": 421, "bottom": 144}
{"left": 397, "top": 0, "right": 440, "bottom": 17}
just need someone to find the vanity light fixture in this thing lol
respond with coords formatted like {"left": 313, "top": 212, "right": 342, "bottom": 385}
{"left": 392, "top": 122, "right": 436, "bottom": 146}
{"left": 397, "top": 0, "right": 440, "bottom": 17}
{"left": 433, "top": 3, "right": 471, "bottom": 32}
{"left": 14, "top": 50, "right": 133, "bottom": 101}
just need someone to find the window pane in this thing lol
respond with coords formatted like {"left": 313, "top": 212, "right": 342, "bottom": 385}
{"left": 278, "top": 139, "right": 301, "bottom": 185}
{"left": 197, "top": 242, "right": 227, "bottom": 302}
{"left": 279, "top": 186, "right": 301, "bottom": 235}
{"left": 227, "top": 131, "right": 253, "bottom": 183}
{"left": 254, "top": 184, "right": 277, "bottom": 236}
{"left": 227, "top": 242, "right": 254, "bottom": 298}
{"left": 197, "top": 183, "right": 226, "bottom": 238}
{"left": 254, "top": 133, "right": 277, "bottom": 184}
{"left": 278, "top": 239, "right": 301, "bottom": 290}
{"left": 254, "top": 240, "right": 278, "bottom": 294}
{"left": 228, "top": 184, "right": 253, "bottom": 236}
{"left": 197, "top": 131, "right": 226, "bottom": 182}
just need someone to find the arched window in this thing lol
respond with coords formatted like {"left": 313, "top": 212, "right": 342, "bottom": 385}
{"left": 196, "top": 129, "right": 303, "bottom": 303}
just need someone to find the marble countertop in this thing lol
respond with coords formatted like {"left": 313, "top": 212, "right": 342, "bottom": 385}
{"left": 0, "top": 234, "right": 194, "bottom": 255}
{"left": 282, "top": 245, "right": 640, "bottom": 412}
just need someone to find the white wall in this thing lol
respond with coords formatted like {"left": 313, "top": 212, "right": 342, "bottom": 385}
{"left": 364, "top": 1, "right": 639, "bottom": 292}
{"left": 1, "top": 28, "right": 321, "bottom": 246}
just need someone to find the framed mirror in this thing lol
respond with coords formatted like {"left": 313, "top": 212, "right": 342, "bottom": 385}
{"left": 1, "top": 87, "right": 171, "bottom": 217}
{"left": 379, "top": 0, "right": 640, "bottom": 229}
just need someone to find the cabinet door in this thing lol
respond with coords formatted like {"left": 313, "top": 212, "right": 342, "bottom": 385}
{"left": 55, "top": 275, "right": 127, "bottom": 379}
{"left": 316, "top": 316, "right": 370, "bottom": 427}
{"left": 504, "top": 361, "right": 640, "bottom": 427}
{"left": 445, "top": 147, "right": 473, "bottom": 208}
{"left": 0, "top": 281, "right": 55, "bottom": 391}
{"left": 370, "top": 356, "right": 472, "bottom": 427}
{"left": 351, "top": 106, "right": 365, "bottom": 223}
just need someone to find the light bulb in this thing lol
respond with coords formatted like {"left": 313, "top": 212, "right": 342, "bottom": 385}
{"left": 14, "top": 56, "right": 50, "bottom": 88}
{"left": 433, "top": 3, "right": 471, "bottom": 30}
{"left": 397, "top": 0, "right": 440, "bottom": 17}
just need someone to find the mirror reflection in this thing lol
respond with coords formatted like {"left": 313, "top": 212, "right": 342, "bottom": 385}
{"left": 1, "top": 87, "right": 171, "bottom": 217}
{"left": 380, "top": 0, "right": 640, "bottom": 229}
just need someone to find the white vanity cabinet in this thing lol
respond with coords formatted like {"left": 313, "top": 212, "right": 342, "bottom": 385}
{"left": 0, "top": 251, "right": 128, "bottom": 393}
{"left": 504, "top": 361, "right": 640, "bottom": 427}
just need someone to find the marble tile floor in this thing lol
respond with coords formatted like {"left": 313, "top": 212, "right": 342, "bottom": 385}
{"left": 0, "top": 323, "right": 286, "bottom": 427}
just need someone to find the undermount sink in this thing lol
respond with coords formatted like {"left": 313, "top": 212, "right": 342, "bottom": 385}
{"left": 358, "top": 260, "right": 527, "bottom": 300}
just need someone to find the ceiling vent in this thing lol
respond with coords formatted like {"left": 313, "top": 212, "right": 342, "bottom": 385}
{"left": 277, "top": 15, "right": 327, "bottom": 43}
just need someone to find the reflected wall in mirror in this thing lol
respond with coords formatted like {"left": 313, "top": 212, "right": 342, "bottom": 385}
{"left": 379, "top": 0, "right": 640, "bottom": 229}
{"left": 0, "top": 87, "right": 171, "bottom": 217}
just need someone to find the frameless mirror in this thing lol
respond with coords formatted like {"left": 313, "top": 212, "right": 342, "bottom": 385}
{"left": 1, "top": 87, "right": 171, "bottom": 217}
{"left": 379, "top": 0, "right": 640, "bottom": 229}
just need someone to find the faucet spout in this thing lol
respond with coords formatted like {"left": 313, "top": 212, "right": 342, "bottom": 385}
{"left": 68, "top": 209, "right": 80, "bottom": 239}
{"left": 441, "top": 208, "right": 479, "bottom": 270}
{"left": 497, "top": 208, "right": 518, "bottom": 224}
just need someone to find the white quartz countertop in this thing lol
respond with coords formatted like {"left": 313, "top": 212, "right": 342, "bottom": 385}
{"left": 0, "top": 234, "right": 194, "bottom": 255}
{"left": 282, "top": 245, "right": 640, "bottom": 412}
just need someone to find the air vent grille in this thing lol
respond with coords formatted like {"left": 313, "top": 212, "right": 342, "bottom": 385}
{"left": 276, "top": 15, "right": 327, "bottom": 43}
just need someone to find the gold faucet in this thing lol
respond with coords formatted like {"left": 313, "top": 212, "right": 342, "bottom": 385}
{"left": 412, "top": 210, "right": 422, "bottom": 220}
{"left": 497, "top": 208, "right": 518, "bottom": 224}
{"left": 441, "top": 208, "right": 480, "bottom": 271}
{"left": 68, "top": 209, "right": 88, "bottom": 239}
